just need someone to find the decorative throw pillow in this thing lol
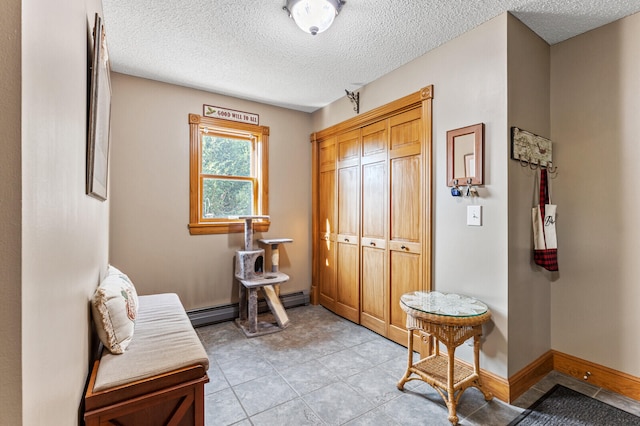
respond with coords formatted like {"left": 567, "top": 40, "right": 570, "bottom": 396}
{"left": 91, "top": 265, "right": 139, "bottom": 354}
{"left": 107, "top": 265, "right": 139, "bottom": 315}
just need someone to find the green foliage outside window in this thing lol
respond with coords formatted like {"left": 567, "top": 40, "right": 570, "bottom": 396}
{"left": 202, "top": 136, "right": 250, "bottom": 176}
{"left": 201, "top": 135, "right": 254, "bottom": 218}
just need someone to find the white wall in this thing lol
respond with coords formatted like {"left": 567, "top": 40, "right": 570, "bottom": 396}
{"left": 0, "top": 0, "right": 22, "bottom": 424}
{"left": 20, "top": 0, "right": 111, "bottom": 424}
{"left": 506, "top": 15, "right": 552, "bottom": 375}
{"left": 550, "top": 12, "right": 640, "bottom": 376}
{"left": 109, "top": 74, "right": 312, "bottom": 310}
{"left": 312, "top": 14, "right": 511, "bottom": 378}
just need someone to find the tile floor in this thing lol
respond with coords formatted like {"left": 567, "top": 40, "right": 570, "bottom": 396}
{"left": 196, "top": 304, "right": 640, "bottom": 425}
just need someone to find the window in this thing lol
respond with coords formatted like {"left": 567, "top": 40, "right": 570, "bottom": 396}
{"left": 188, "top": 114, "right": 269, "bottom": 234}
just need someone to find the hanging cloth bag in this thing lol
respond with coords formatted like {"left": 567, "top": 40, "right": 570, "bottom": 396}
{"left": 532, "top": 168, "right": 559, "bottom": 271}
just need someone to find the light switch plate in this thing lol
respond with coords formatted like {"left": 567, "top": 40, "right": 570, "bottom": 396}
{"left": 467, "top": 205, "right": 482, "bottom": 226}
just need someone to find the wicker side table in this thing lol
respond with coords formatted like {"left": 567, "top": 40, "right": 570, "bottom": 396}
{"left": 397, "top": 291, "right": 493, "bottom": 425}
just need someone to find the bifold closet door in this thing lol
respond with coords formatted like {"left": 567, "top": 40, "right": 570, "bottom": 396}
{"left": 335, "top": 129, "right": 360, "bottom": 323}
{"left": 317, "top": 138, "right": 337, "bottom": 310}
{"left": 360, "top": 120, "right": 389, "bottom": 336}
{"left": 312, "top": 86, "right": 433, "bottom": 349}
{"left": 387, "top": 108, "right": 424, "bottom": 346}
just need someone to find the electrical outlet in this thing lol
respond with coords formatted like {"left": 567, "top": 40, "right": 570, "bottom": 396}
{"left": 467, "top": 205, "right": 482, "bottom": 226}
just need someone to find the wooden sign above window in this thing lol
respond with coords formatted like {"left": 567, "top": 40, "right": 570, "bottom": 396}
{"left": 203, "top": 105, "right": 259, "bottom": 126}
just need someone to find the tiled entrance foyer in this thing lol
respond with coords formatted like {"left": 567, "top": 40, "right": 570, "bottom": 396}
{"left": 196, "top": 305, "right": 640, "bottom": 425}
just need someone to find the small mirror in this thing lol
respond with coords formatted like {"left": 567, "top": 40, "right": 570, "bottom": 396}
{"left": 447, "top": 123, "right": 484, "bottom": 186}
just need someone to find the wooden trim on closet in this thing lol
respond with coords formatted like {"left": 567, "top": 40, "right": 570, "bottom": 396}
{"left": 310, "top": 85, "right": 433, "bottom": 354}
{"left": 421, "top": 88, "right": 434, "bottom": 293}
{"left": 311, "top": 86, "right": 434, "bottom": 142}
{"left": 310, "top": 133, "right": 319, "bottom": 304}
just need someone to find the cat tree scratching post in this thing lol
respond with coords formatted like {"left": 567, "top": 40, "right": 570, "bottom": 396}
{"left": 233, "top": 216, "right": 291, "bottom": 337}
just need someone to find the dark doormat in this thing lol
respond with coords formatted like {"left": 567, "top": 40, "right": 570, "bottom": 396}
{"left": 508, "top": 384, "right": 640, "bottom": 425}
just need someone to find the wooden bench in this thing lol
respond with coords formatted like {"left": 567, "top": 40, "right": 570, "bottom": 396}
{"left": 84, "top": 293, "right": 209, "bottom": 426}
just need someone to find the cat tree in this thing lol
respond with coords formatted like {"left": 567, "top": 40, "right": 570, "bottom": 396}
{"left": 233, "top": 215, "right": 292, "bottom": 337}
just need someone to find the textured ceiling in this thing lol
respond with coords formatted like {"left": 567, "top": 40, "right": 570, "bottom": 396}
{"left": 101, "top": 0, "right": 640, "bottom": 112}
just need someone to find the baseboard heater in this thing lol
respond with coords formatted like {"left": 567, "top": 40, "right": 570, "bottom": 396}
{"left": 187, "top": 291, "right": 309, "bottom": 328}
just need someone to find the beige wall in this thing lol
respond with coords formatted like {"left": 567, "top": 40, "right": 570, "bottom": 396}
{"left": 312, "top": 14, "right": 511, "bottom": 377}
{"left": 312, "top": 11, "right": 640, "bottom": 382}
{"left": 506, "top": 15, "right": 552, "bottom": 375}
{"left": 1, "top": 0, "right": 22, "bottom": 424}
{"left": 109, "top": 74, "right": 312, "bottom": 309}
{"left": 313, "top": 14, "right": 640, "bottom": 377}
{"left": 550, "top": 12, "right": 640, "bottom": 376}
{"left": 20, "top": 0, "right": 111, "bottom": 424}
{"left": 5, "top": 4, "right": 638, "bottom": 424}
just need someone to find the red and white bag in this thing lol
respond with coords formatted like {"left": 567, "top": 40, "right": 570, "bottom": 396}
{"left": 532, "top": 168, "right": 558, "bottom": 271}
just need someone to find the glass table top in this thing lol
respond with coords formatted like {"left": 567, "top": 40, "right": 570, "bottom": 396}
{"left": 400, "top": 291, "right": 488, "bottom": 317}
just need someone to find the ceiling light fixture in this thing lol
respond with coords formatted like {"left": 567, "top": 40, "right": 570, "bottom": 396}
{"left": 283, "top": 0, "right": 345, "bottom": 36}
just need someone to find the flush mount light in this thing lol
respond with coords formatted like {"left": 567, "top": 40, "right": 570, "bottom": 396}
{"left": 283, "top": 0, "right": 345, "bottom": 36}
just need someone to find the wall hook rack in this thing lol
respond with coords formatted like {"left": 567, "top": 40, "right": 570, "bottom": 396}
{"left": 518, "top": 155, "right": 558, "bottom": 178}
{"left": 451, "top": 178, "right": 479, "bottom": 197}
{"left": 547, "top": 161, "right": 558, "bottom": 176}
{"left": 511, "top": 127, "right": 558, "bottom": 177}
{"left": 345, "top": 89, "right": 359, "bottom": 114}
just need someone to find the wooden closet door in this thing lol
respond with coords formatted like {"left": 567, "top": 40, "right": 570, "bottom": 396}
{"left": 317, "top": 138, "right": 337, "bottom": 310}
{"left": 335, "top": 129, "right": 360, "bottom": 322}
{"left": 387, "top": 107, "right": 424, "bottom": 346}
{"left": 360, "top": 120, "right": 389, "bottom": 336}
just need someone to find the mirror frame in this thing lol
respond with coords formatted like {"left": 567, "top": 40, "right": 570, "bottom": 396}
{"left": 447, "top": 123, "right": 484, "bottom": 187}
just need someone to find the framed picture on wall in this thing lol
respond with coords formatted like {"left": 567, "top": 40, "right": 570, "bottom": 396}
{"left": 86, "top": 13, "right": 111, "bottom": 201}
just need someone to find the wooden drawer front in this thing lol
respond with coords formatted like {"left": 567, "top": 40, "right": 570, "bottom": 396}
{"left": 319, "top": 232, "right": 337, "bottom": 243}
{"left": 389, "top": 240, "right": 421, "bottom": 254}
{"left": 361, "top": 237, "right": 386, "bottom": 249}
{"left": 337, "top": 233, "right": 358, "bottom": 245}
{"left": 85, "top": 375, "right": 208, "bottom": 426}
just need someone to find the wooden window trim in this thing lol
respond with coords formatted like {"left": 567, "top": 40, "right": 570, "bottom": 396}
{"left": 188, "top": 114, "right": 270, "bottom": 235}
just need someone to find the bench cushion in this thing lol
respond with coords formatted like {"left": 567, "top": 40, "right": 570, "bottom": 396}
{"left": 93, "top": 293, "right": 209, "bottom": 392}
